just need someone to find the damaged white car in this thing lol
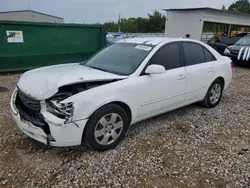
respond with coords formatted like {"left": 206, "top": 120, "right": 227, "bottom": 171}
{"left": 11, "top": 37, "right": 232, "bottom": 151}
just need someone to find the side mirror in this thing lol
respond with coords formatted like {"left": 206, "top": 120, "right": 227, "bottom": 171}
{"left": 145, "top": 64, "right": 165, "bottom": 75}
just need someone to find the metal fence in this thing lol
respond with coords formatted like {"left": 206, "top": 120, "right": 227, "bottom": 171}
{"left": 201, "top": 32, "right": 214, "bottom": 43}
{"left": 0, "top": 21, "right": 106, "bottom": 72}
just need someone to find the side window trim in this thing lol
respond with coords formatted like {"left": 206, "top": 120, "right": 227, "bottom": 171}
{"left": 139, "top": 42, "right": 183, "bottom": 76}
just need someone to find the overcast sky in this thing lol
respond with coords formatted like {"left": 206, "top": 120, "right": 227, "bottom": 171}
{"left": 1, "top": 0, "right": 235, "bottom": 23}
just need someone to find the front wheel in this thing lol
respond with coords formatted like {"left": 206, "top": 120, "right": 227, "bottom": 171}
{"left": 202, "top": 79, "right": 224, "bottom": 108}
{"left": 83, "top": 104, "right": 129, "bottom": 151}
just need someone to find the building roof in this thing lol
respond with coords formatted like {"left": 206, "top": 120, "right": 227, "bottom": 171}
{"left": 0, "top": 10, "right": 63, "bottom": 19}
{"left": 164, "top": 7, "right": 250, "bottom": 17}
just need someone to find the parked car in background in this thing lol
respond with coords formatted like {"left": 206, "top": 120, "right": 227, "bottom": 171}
{"left": 224, "top": 35, "right": 250, "bottom": 64}
{"left": 106, "top": 33, "right": 127, "bottom": 45}
{"left": 208, "top": 32, "right": 250, "bottom": 55}
{"left": 11, "top": 37, "right": 232, "bottom": 151}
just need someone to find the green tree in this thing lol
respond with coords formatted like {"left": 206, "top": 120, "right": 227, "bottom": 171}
{"left": 212, "top": 24, "right": 221, "bottom": 33}
{"left": 147, "top": 10, "right": 166, "bottom": 32}
{"left": 222, "top": 4, "right": 227, "bottom": 10}
{"left": 228, "top": 0, "right": 250, "bottom": 13}
{"left": 103, "top": 10, "right": 166, "bottom": 33}
{"left": 122, "top": 18, "right": 137, "bottom": 33}
{"left": 136, "top": 17, "right": 148, "bottom": 33}
{"left": 103, "top": 21, "right": 119, "bottom": 32}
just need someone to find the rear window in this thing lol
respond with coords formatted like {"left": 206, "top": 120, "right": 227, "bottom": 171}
{"left": 203, "top": 48, "right": 216, "bottom": 62}
{"left": 182, "top": 42, "right": 205, "bottom": 66}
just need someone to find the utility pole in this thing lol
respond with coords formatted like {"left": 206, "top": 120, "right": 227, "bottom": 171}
{"left": 118, "top": 13, "right": 121, "bottom": 32}
{"left": 28, "top": 0, "right": 30, "bottom": 10}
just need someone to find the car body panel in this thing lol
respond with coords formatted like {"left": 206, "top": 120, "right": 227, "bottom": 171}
{"left": 17, "top": 63, "right": 127, "bottom": 100}
{"left": 11, "top": 37, "right": 232, "bottom": 147}
{"left": 137, "top": 67, "right": 187, "bottom": 118}
{"left": 224, "top": 45, "right": 250, "bottom": 62}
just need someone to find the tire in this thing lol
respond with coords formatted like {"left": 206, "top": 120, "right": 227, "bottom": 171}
{"left": 202, "top": 79, "right": 224, "bottom": 108}
{"left": 83, "top": 104, "right": 129, "bottom": 151}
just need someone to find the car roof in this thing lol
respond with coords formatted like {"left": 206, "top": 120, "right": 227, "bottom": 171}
{"left": 116, "top": 37, "right": 197, "bottom": 46}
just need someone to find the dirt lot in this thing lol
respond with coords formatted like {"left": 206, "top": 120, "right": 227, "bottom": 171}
{"left": 0, "top": 66, "right": 250, "bottom": 188}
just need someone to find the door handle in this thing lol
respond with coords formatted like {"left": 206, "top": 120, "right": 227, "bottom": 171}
{"left": 177, "top": 74, "right": 186, "bottom": 80}
{"left": 208, "top": 68, "right": 214, "bottom": 73}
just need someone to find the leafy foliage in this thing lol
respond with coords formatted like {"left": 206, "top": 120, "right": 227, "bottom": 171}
{"left": 228, "top": 0, "right": 250, "bottom": 13}
{"left": 103, "top": 10, "right": 166, "bottom": 33}
{"left": 222, "top": 4, "right": 227, "bottom": 10}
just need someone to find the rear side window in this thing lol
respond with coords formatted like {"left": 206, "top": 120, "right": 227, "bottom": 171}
{"left": 150, "top": 43, "right": 180, "bottom": 70}
{"left": 182, "top": 42, "right": 205, "bottom": 66}
{"left": 203, "top": 47, "right": 216, "bottom": 62}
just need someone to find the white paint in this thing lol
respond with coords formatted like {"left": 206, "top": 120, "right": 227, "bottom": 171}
{"left": 11, "top": 37, "right": 232, "bottom": 147}
{"left": 6, "top": 30, "right": 23, "bottom": 43}
{"left": 237, "top": 47, "right": 250, "bottom": 61}
{"left": 17, "top": 63, "right": 127, "bottom": 100}
{"left": 238, "top": 47, "right": 245, "bottom": 60}
{"left": 246, "top": 48, "right": 250, "bottom": 61}
{"left": 243, "top": 48, "right": 249, "bottom": 60}
{"left": 145, "top": 64, "right": 165, "bottom": 74}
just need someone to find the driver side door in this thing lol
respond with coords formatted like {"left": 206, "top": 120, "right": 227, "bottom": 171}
{"left": 136, "top": 42, "right": 187, "bottom": 119}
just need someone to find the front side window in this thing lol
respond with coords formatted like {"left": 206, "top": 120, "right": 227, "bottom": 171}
{"left": 182, "top": 42, "right": 205, "bottom": 66}
{"left": 82, "top": 43, "right": 154, "bottom": 75}
{"left": 150, "top": 43, "right": 181, "bottom": 70}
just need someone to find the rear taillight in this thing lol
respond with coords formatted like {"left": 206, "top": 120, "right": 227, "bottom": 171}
{"left": 231, "top": 62, "right": 234, "bottom": 69}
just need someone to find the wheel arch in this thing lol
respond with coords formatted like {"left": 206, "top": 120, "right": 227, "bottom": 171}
{"left": 111, "top": 101, "right": 132, "bottom": 125}
{"left": 85, "top": 100, "right": 133, "bottom": 125}
{"left": 81, "top": 100, "right": 133, "bottom": 146}
{"left": 216, "top": 76, "right": 225, "bottom": 88}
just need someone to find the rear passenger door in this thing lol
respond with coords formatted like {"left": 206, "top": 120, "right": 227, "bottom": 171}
{"left": 181, "top": 42, "right": 217, "bottom": 102}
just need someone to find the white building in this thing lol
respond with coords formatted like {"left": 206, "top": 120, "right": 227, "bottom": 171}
{"left": 164, "top": 7, "right": 250, "bottom": 41}
{"left": 0, "top": 10, "right": 63, "bottom": 23}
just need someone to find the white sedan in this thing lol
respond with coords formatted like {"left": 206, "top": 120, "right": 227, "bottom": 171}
{"left": 11, "top": 37, "right": 232, "bottom": 151}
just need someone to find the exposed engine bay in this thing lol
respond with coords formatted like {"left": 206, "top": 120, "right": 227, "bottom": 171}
{"left": 48, "top": 80, "right": 119, "bottom": 102}
{"left": 45, "top": 80, "right": 119, "bottom": 122}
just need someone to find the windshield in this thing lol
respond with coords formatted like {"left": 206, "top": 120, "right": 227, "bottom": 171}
{"left": 82, "top": 43, "right": 153, "bottom": 75}
{"left": 236, "top": 36, "right": 250, "bottom": 46}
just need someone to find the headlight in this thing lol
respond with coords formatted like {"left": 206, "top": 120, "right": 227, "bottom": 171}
{"left": 224, "top": 48, "right": 230, "bottom": 54}
{"left": 47, "top": 101, "right": 74, "bottom": 123}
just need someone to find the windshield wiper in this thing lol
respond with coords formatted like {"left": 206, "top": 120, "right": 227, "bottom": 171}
{"left": 87, "top": 66, "right": 107, "bottom": 72}
{"left": 79, "top": 60, "right": 87, "bottom": 65}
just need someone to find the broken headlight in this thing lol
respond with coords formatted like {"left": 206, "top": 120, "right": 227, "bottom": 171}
{"left": 47, "top": 101, "right": 74, "bottom": 123}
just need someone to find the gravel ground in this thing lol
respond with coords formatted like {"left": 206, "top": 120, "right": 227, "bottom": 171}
{"left": 0, "top": 66, "right": 250, "bottom": 188}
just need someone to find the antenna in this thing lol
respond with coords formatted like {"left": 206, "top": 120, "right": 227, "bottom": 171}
{"left": 28, "top": 0, "right": 30, "bottom": 10}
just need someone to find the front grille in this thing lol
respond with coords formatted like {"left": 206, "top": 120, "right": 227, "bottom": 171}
{"left": 15, "top": 89, "right": 48, "bottom": 128}
{"left": 231, "top": 50, "right": 239, "bottom": 55}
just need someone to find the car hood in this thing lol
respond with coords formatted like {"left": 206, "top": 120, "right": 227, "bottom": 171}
{"left": 17, "top": 63, "right": 127, "bottom": 100}
{"left": 228, "top": 45, "right": 249, "bottom": 54}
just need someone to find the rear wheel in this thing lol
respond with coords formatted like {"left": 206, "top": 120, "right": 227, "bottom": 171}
{"left": 202, "top": 79, "right": 223, "bottom": 108}
{"left": 83, "top": 104, "right": 129, "bottom": 151}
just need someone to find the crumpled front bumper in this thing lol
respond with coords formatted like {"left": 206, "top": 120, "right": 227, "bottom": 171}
{"left": 10, "top": 89, "right": 88, "bottom": 147}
